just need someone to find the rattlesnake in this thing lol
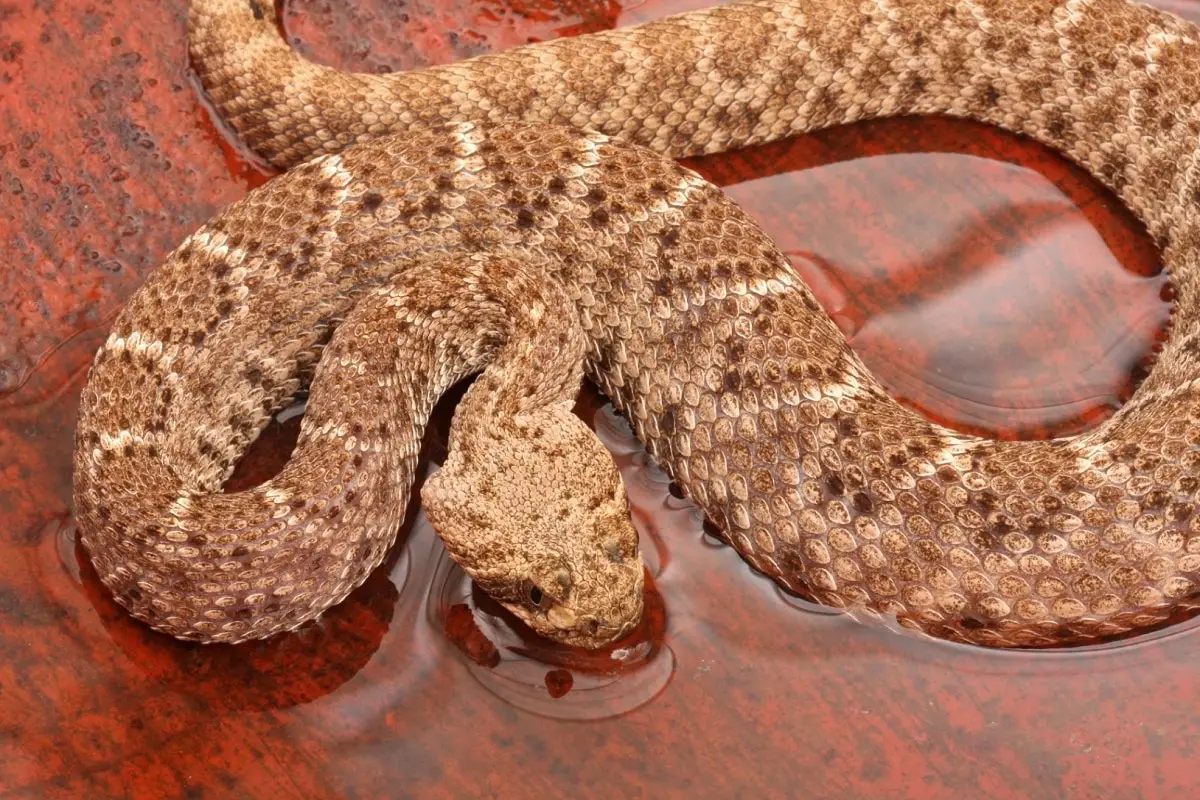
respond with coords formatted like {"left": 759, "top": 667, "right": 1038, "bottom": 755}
{"left": 72, "top": 0, "right": 1200, "bottom": 648}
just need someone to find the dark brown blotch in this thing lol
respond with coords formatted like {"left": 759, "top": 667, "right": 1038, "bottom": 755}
{"left": 852, "top": 492, "right": 873, "bottom": 513}
{"left": 1170, "top": 502, "right": 1194, "bottom": 522}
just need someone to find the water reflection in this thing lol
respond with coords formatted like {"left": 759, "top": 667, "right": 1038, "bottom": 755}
{"left": 697, "top": 142, "right": 1170, "bottom": 440}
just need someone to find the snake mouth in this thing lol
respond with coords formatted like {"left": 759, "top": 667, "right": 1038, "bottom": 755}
{"left": 596, "top": 618, "right": 641, "bottom": 647}
{"left": 549, "top": 620, "right": 635, "bottom": 650}
{"left": 537, "top": 605, "right": 642, "bottom": 650}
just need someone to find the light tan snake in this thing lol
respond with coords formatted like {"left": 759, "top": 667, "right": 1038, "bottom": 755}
{"left": 72, "top": 0, "right": 1200, "bottom": 648}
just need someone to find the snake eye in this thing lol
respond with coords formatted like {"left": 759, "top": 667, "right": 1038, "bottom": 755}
{"left": 525, "top": 582, "right": 551, "bottom": 609}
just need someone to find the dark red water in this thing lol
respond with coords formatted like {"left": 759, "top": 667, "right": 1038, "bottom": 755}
{"left": 0, "top": 0, "right": 1197, "bottom": 797}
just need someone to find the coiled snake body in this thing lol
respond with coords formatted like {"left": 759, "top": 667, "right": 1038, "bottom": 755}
{"left": 72, "top": 0, "right": 1200, "bottom": 648}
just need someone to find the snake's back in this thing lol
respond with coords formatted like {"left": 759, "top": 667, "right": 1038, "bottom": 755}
{"left": 72, "top": 0, "right": 1200, "bottom": 646}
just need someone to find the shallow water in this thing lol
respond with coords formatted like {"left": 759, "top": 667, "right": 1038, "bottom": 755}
{"left": 0, "top": 0, "right": 1197, "bottom": 797}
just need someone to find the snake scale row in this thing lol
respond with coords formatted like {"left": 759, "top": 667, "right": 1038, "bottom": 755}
{"left": 72, "top": 0, "right": 1200, "bottom": 647}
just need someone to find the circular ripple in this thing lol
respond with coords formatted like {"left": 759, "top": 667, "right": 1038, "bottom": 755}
{"left": 51, "top": 516, "right": 82, "bottom": 584}
{"left": 429, "top": 545, "right": 673, "bottom": 720}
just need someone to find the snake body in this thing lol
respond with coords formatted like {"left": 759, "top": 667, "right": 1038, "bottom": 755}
{"left": 73, "top": 0, "right": 1200, "bottom": 647}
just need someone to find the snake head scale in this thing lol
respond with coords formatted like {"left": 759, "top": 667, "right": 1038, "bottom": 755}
{"left": 422, "top": 403, "right": 645, "bottom": 650}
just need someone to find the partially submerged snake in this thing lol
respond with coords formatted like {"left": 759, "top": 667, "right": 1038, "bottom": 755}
{"left": 72, "top": 0, "right": 1200, "bottom": 648}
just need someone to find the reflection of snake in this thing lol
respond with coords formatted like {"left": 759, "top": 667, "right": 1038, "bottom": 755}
{"left": 76, "top": 532, "right": 400, "bottom": 710}
{"left": 72, "top": 0, "right": 1200, "bottom": 649}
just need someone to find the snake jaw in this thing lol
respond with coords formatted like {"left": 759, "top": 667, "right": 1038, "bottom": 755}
{"left": 468, "top": 522, "right": 646, "bottom": 649}
{"left": 491, "top": 546, "right": 645, "bottom": 649}
{"left": 518, "top": 576, "right": 645, "bottom": 650}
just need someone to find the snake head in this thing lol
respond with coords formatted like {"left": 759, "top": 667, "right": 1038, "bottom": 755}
{"left": 421, "top": 404, "right": 644, "bottom": 650}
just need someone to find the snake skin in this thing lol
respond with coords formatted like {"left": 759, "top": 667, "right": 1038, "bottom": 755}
{"left": 72, "top": 0, "right": 1200, "bottom": 647}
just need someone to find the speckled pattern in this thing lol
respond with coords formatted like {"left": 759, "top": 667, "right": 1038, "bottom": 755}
{"left": 73, "top": 0, "right": 1200, "bottom": 647}
{"left": 0, "top": 1, "right": 258, "bottom": 398}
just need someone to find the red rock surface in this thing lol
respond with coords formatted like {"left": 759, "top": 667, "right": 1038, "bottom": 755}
{"left": 0, "top": 0, "right": 1195, "bottom": 797}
